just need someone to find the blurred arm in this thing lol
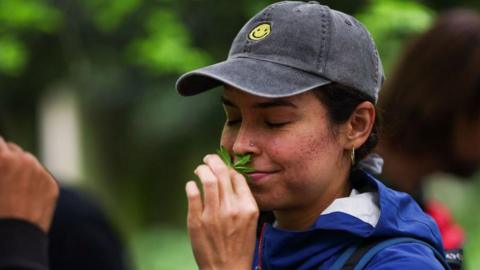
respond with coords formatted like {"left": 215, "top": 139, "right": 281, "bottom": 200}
{"left": 0, "top": 219, "right": 49, "bottom": 270}
{"left": 0, "top": 138, "right": 59, "bottom": 269}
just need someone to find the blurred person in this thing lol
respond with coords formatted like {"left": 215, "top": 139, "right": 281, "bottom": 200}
{"left": 176, "top": 1, "right": 450, "bottom": 269}
{"left": 0, "top": 129, "right": 130, "bottom": 268}
{"left": 48, "top": 186, "right": 131, "bottom": 270}
{"left": 377, "top": 9, "right": 480, "bottom": 270}
{"left": 0, "top": 137, "right": 59, "bottom": 270}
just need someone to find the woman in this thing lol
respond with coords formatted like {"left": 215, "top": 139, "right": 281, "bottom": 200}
{"left": 176, "top": 2, "right": 447, "bottom": 269}
{"left": 377, "top": 9, "right": 480, "bottom": 270}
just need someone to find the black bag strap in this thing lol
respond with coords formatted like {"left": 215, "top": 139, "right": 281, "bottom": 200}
{"left": 445, "top": 248, "right": 463, "bottom": 270}
{"left": 339, "top": 238, "right": 386, "bottom": 270}
{"left": 330, "top": 237, "right": 451, "bottom": 270}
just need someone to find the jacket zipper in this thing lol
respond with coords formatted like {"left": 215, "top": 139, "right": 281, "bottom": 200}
{"left": 255, "top": 223, "right": 267, "bottom": 270}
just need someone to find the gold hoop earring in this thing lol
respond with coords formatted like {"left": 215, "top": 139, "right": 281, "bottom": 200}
{"left": 351, "top": 148, "right": 355, "bottom": 166}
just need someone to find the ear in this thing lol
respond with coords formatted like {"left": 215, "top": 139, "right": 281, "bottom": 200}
{"left": 340, "top": 101, "right": 376, "bottom": 150}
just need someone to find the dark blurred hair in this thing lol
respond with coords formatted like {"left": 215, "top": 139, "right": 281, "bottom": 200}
{"left": 313, "top": 83, "right": 379, "bottom": 163}
{"left": 379, "top": 9, "right": 480, "bottom": 157}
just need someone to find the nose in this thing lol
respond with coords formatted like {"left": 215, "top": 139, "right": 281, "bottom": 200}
{"left": 232, "top": 125, "right": 260, "bottom": 156}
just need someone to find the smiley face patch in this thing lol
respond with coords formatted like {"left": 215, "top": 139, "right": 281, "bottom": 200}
{"left": 248, "top": 23, "right": 271, "bottom": 41}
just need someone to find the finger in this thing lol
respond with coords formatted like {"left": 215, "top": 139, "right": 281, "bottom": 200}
{"left": 194, "top": 165, "right": 220, "bottom": 212}
{"left": 39, "top": 173, "right": 60, "bottom": 232}
{"left": 186, "top": 181, "right": 203, "bottom": 222}
{"left": 7, "top": 143, "right": 23, "bottom": 153}
{"left": 231, "top": 170, "right": 256, "bottom": 205}
{"left": 203, "top": 154, "right": 234, "bottom": 202}
{"left": 0, "top": 137, "right": 8, "bottom": 153}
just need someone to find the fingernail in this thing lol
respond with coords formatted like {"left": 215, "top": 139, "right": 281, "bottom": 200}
{"left": 185, "top": 181, "right": 197, "bottom": 195}
{"left": 203, "top": 155, "right": 210, "bottom": 163}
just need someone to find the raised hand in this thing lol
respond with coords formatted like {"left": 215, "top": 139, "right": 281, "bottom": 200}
{"left": 0, "top": 137, "right": 59, "bottom": 233}
{"left": 186, "top": 154, "right": 259, "bottom": 270}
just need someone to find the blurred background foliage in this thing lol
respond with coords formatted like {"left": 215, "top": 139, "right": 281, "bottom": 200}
{"left": 0, "top": 0, "right": 479, "bottom": 269}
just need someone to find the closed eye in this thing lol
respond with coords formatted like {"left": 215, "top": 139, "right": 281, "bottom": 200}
{"left": 265, "top": 121, "right": 290, "bottom": 128}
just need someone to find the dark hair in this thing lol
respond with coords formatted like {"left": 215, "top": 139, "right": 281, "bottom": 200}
{"left": 313, "top": 83, "right": 380, "bottom": 163}
{"left": 379, "top": 9, "right": 480, "bottom": 157}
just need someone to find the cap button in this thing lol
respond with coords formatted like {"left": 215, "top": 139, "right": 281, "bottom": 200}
{"left": 308, "top": 1, "right": 320, "bottom": 4}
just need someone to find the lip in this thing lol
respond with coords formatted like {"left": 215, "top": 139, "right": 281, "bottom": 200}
{"left": 247, "top": 171, "right": 278, "bottom": 182}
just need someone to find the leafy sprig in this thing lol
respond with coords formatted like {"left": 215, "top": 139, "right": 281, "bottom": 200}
{"left": 216, "top": 146, "right": 255, "bottom": 178}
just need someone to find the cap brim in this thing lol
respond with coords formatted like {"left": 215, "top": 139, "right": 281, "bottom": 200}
{"left": 176, "top": 57, "right": 330, "bottom": 98}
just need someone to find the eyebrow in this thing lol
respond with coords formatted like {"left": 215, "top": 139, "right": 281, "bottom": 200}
{"left": 221, "top": 96, "right": 298, "bottom": 109}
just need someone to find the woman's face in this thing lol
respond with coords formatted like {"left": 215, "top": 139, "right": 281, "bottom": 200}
{"left": 220, "top": 86, "right": 351, "bottom": 211}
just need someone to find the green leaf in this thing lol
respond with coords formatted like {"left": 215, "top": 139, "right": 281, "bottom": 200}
{"left": 216, "top": 146, "right": 232, "bottom": 167}
{"left": 233, "top": 153, "right": 251, "bottom": 167}
{"left": 234, "top": 166, "right": 255, "bottom": 174}
{"left": 216, "top": 147, "right": 255, "bottom": 179}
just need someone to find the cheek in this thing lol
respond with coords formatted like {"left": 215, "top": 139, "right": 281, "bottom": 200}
{"left": 273, "top": 128, "right": 341, "bottom": 185}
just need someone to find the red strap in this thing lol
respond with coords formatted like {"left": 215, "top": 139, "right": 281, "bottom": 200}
{"left": 256, "top": 223, "right": 268, "bottom": 270}
{"left": 425, "top": 200, "right": 465, "bottom": 250}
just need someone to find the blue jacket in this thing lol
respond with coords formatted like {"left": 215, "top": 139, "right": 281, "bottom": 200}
{"left": 252, "top": 170, "right": 446, "bottom": 270}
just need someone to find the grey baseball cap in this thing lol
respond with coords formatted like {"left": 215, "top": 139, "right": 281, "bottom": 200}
{"left": 176, "top": 1, "right": 384, "bottom": 101}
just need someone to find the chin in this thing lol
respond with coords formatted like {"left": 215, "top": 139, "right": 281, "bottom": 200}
{"left": 253, "top": 194, "right": 279, "bottom": 211}
{"left": 253, "top": 197, "right": 272, "bottom": 211}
